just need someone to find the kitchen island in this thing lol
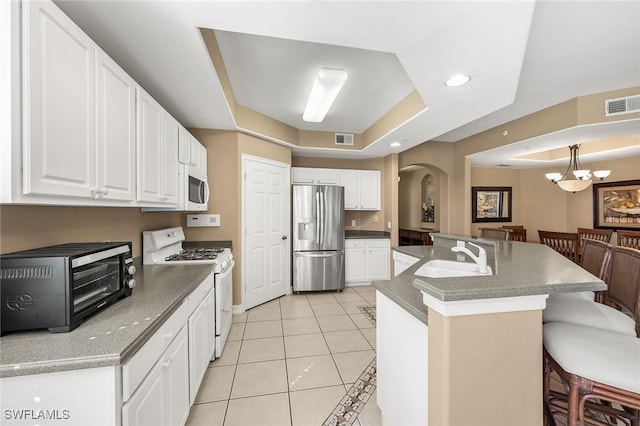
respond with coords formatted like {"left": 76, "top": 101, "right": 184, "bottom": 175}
{"left": 373, "top": 233, "right": 606, "bottom": 426}
{"left": 0, "top": 262, "right": 214, "bottom": 426}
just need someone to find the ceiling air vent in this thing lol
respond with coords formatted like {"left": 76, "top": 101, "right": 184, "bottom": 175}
{"left": 605, "top": 94, "right": 640, "bottom": 116}
{"left": 335, "top": 133, "right": 354, "bottom": 146}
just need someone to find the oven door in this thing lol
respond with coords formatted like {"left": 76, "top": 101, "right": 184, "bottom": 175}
{"left": 186, "top": 174, "right": 209, "bottom": 211}
{"left": 214, "top": 259, "right": 234, "bottom": 358}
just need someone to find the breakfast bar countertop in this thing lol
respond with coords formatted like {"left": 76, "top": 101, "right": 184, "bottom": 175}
{"left": 0, "top": 262, "right": 212, "bottom": 378}
{"left": 372, "top": 235, "right": 607, "bottom": 325}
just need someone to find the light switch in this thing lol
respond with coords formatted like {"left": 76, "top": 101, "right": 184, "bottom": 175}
{"left": 351, "top": 220, "right": 356, "bottom": 227}
{"left": 373, "top": 215, "right": 378, "bottom": 223}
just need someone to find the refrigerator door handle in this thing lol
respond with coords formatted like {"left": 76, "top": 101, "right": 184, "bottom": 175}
{"left": 294, "top": 252, "right": 341, "bottom": 258}
{"left": 315, "top": 191, "right": 321, "bottom": 244}
{"left": 320, "top": 191, "right": 325, "bottom": 246}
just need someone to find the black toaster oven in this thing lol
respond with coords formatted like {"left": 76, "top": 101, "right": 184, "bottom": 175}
{"left": 1, "top": 242, "right": 136, "bottom": 335}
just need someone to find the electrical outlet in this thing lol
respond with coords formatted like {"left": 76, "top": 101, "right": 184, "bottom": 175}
{"left": 373, "top": 215, "right": 378, "bottom": 223}
{"left": 387, "top": 221, "right": 392, "bottom": 229}
{"left": 351, "top": 220, "right": 356, "bottom": 227}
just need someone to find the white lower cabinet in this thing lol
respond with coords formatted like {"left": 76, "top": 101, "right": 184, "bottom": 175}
{"left": 376, "top": 291, "right": 428, "bottom": 425}
{"left": 345, "top": 239, "right": 390, "bottom": 284}
{"left": 188, "top": 287, "right": 215, "bottom": 404}
{"left": 123, "top": 325, "right": 189, "bottom": 426}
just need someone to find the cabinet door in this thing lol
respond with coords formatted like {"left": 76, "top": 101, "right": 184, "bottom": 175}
{"left": 162, "top": 113, "right": 179, "bottom": 205}
{"left": 367, "top": 247, "right": 390, "bottom": 281}
{"left": 292, "top": 168, "right": 315, "bottom": 184}
{"left": 122, "top": 360, "right": 164, "bottom": 426}
{"left": 339, "top": 170, "right": 359, "bottom": 210}
{"left": 96, "top": 48, "right": 136, "bottom": 201}
{"left": 315, "top": 169, "right": 339, "bottom": 184}
{"left": 188, "top": 292, "right": 213, "bottom": 405}
{"left": 136, "top": 88, "right": 163, "bottom": 202}
{"left": 23, "top": 0, "right": 96, "bottom": 198}
{"left": 178, "top": 127, "right": 191, "bottom": 165}
{"left": 162, "top": 327, "right": 190, "bottom": 426}
{"left": 359, "top": 170, "right": 381, "bottom": 210}
{"left": 345, "top": 247, "right": 367, "bottom": 282}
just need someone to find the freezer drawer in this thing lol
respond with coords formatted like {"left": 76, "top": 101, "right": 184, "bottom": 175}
{"left": 293, "top": 251, "right": 345, "bottom": 292}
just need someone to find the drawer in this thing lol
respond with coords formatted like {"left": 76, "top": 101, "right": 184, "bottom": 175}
{"left": 345, "top": 240, "right": 366, "bottom": 249}
{"left": 366, "top": 239, "right": 390, "bottom": 249}
{"left": 188, "top": 271, "right": 214, "bottom": 315}
{"left": 122, "top": 300, "right": 188, "bottom": 402}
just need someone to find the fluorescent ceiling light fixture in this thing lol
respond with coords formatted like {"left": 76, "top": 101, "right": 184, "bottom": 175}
{"left": 303, "top": 68, "right": 348, "bottom": 123}
{"left": 390, "top": 142, "right": 402, "bottom": 147}
{"left": 445, "top": 74, "right": 471, "bottom": 87}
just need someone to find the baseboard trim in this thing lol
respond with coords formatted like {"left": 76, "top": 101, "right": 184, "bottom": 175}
{"left": 232, "top": 304, "right": 245, "bottom": 315}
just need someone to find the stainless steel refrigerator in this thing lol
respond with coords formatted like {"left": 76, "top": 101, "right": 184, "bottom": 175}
{"left": 292, "top": 185, "right": 345, "bottom": 292}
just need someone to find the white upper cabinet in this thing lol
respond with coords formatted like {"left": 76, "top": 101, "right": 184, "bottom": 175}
{"left": 136, "top": 88, "right": 179, "bottom": 206}
{"left": 292, "top": 167, "right": 339, "bottom": 185}
{"left": 339, "top": 169, "right": 381, "bottom": 211}
{"left": 95, "top": 48, "right": 136, "bottom": 202}
{"left": 293, "top": 167, "right": 381, "bottom": 210}
{"left": 161, "top": 112, "right": 179, "bottom": 205}
{"left": 178, "top": 127, "right": 191, "bottom": 165}
{"left": 189, "top": 137, "right": 207, "bottom": 178}
{"left": 358, "top": 170, "right": 381, "bottom": 210}
{"left": 22, "top": 0, "right": 96, "bottom": 198}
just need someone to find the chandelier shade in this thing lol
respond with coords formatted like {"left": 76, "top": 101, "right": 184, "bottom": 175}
{"left": 544, "top": 144, "right": 611, "bottom": 193}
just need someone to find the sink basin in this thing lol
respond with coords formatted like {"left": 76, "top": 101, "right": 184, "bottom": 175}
{"left": 415, "top": 259, "right": 493, "bottom": 278}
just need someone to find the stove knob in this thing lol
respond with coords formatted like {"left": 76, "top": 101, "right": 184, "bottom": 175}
{"left": 126, "top": 265, "right": 137, "bottom": 275}
{"left": 172, "top": 231, "right": 177, "bottom": 237}
{"left": 126, "top": 278, "right": 137, "bottom": 289}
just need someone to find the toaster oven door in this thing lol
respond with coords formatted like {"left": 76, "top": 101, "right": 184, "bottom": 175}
{"left": 72, "top": 253, "right": 123, "bottom": 314}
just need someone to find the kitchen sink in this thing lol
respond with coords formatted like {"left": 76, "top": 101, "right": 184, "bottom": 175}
{"left": 415, "top": 259, "right": 493, "bottom": 278}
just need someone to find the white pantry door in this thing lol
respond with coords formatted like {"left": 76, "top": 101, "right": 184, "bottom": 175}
{"left": 243, "top": 155, "right": 290, "bottom": 310}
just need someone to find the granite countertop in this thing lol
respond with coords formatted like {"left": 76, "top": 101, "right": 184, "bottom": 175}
{"left": 0, "top": 262, "right": 212, "bottom": 378}
{"left": 345, "top": 230, "right": 390, "bottom": 239}
{"left": 372, "top": 234, "right": 606, "bottom": 325}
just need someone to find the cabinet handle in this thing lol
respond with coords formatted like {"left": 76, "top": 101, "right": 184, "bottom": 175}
{"left": 162, "top": 358, "right": 171, "bottom": 368}
{"left": 90, "top": 188, "right": 100, "bottom": 199}
{"left": 164, "top": 331, "right": 173, "bottom": 340}
{"left": 101, "top": 188, "right": 109, "bottom": 196}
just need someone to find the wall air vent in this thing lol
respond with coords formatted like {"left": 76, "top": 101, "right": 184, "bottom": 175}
{"left": 335, "top": 133, "right": 354, "bottom": 146}
{"left": 605, "top": 94, "right": 640, "bottom": 116}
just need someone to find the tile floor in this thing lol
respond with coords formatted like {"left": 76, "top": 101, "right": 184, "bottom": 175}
{"left": 186, "top": 286, "right": 382, "bottom": 426}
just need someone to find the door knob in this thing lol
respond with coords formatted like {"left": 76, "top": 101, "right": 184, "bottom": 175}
{"left": 282, "top": 235, "right": 288, "bottom": 240}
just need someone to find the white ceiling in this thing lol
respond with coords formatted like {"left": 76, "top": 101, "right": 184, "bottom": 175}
{"left": 55, "top": 0, "right": 640, "bottom": 166}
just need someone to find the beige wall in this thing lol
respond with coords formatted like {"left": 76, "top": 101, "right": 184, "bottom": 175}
{"left": 467, "top": 155, "right": 640, "bottom": 242}
{"left": 399, "top": 86, "right": 640, "bottom": 236}
{"left": 398, "top": 167, "right": 443, "bottom": 231}
{"left": 187, "top": 130, "right": 292, "bottom": 306}
{"left": 0, "top": 205, "right": 183, "bottom": 257}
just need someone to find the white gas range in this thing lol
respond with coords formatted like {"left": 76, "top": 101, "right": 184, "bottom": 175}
{"left": 142, "top": 227, "right": 233, "bottom": 359}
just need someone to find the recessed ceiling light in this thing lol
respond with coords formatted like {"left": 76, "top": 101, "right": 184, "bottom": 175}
{"left": 445, "top": 74, "right": 471, "bottom": 87}
{"left": 303, "top": 68, "right": 348, "bottom": 123}
{"left": 390, "top": 142, "right": 402, "bottom": 147}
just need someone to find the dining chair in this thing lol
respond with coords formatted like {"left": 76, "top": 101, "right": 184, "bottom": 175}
{"left": 479, "top": 227, "right": 510, "bottom": 240}
{"left": 543, "top": 322, "right": 640, "bottom": 426}
{"left": 604, "top": 245, "right": 640, "bottom": 336}
{"left": 577, "top": 228, "right": 614, "bottom": 255}
{"left": 508, "top": 228, "right": 527, "bottom": 242}
{"left": 538, "top": 230, "right": 580, "bottom": 263}
{"left": 618, "top": 230, "right": 640, "bottom": 250}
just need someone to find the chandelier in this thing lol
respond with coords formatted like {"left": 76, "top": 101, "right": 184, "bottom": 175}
{"left": 544, "top": 144, "right": 611, "bottom": 193}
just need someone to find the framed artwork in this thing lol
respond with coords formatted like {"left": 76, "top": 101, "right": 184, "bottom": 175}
{"left": 472, "top": 186, "right": 512, "bottom": 223}
{"left": 593, "top": 179, "right": 640, "bottom": 230}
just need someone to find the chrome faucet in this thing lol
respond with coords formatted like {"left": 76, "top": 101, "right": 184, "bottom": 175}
{"left": 451, "top": 241, "right": 488, "bottom": 273}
